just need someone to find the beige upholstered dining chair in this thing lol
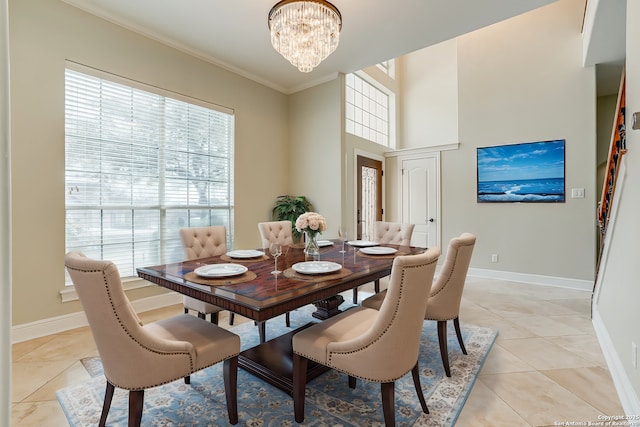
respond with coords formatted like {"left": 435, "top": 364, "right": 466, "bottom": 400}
{"left": 65, "top": 251, "right": 240, "bottom": 427}
{"left": 363, "top": 232, "right": 476, "bottom": 377}
{"left": 180, "top": 226, "right": 234, "bottom": 325}
{"left": 352, "top": 221, "right": 416, "bottom": 304}
{"left": 257, "top": 220, "right": 292, "bottom": 327}
{"left": 257, "top": 220, "right": 294, "bottom": 248}
{"left": 292, "top": 248, "right": 440, "bottom": 426}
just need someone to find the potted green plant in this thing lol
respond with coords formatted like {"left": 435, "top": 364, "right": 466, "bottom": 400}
{"left": 271, "top": 195, "right": 313, "bottom": 243}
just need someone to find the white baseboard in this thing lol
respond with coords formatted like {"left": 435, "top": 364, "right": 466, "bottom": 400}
{"left": 11, "top": 292, "right": 182, "bottom": 344}
{"left": 468, "top": 268, "right": 593, "bottom": 292}
{"left": 592, "top": 306, "right": 640, "bottom": 416}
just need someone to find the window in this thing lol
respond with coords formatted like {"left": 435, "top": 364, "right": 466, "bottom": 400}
{"left": 376, "top": 59, "right": 396, "bottom": 79}
{"left": 65, "top": 66, "right": 234, "bottom": 279}
{"left": 345, "top": 72, "right": 394, "bottom": 147}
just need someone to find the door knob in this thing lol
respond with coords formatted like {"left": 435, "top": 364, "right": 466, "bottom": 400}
{"left": 428, "top": 218, "right": 434, "bottom": 223}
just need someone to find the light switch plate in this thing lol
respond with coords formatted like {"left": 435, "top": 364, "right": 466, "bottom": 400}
{"left": 571, "top": 188, "right": 585, "bottom": 199}
{"left": 634, "top": 112, "right": 640, "bottom": 130}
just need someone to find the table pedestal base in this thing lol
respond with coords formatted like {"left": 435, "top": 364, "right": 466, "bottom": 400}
{"left": 238, "top": 323, "right": 329, "bottom": 395}
{"left": 311, "top": 294, "right": 344, "bottom": 320}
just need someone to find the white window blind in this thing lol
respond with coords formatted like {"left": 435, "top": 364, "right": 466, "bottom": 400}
{"left": 65, "top": 67, "right": 234, "bottom": 278}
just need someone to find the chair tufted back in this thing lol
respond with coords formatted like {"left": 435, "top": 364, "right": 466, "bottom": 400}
{"left": 179, "top": 226, "right": 227, "bottom": 260}
{"left": 373, "top": 221, "right": 415, "bottom": 246}
{"left": 425, "top": 233, "right": 476, "bottom": 321}
{"left": 257, "top": 220, "right": 294, "bottom": 249}
{"left": 64, "top": 251, "right": 196, "bottom": 390}
{"left": 327, "top": 247, "right": 440, "bottom": 381}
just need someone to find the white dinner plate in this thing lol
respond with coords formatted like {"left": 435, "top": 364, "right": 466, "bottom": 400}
{"left": 360, "top": 246, "right": 397, "bottom": 255}
{"left": 226, "top": 249, "right": 264, "bottom": 259}
{"left": 292, "top": 261, "right": 342, "bottom": 275}
{"left": 347, "top": 240, "right": 379, "bottom": 247}
{"left": 316, "top": 240, "right": 333, "bottom": 247}
{"left": 194, "top": 263, "right": 248, "bottom": 278}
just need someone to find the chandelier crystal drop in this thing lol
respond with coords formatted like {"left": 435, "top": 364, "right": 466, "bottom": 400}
{"left": 268, "top": 0, "right": 342, "bottom": 73}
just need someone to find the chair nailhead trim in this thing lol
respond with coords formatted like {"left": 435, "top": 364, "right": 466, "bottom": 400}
{"left": 309, "top": 258, "right": 438, "bottom": 383}
{"left": 429, "top": 242, "right": 473, "bottom": 298}
{"left": 66, "top": 263, "right": 232, "bottom": 389}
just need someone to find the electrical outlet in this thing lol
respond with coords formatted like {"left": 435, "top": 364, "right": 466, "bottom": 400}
{"left": 633, "top": 342, "right": 638, "bottom": 368}
{"left": 491, "top": 254, "right": 498, "bottom": 263}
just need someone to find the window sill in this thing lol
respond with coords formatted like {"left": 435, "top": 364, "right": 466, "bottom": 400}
{"left": 60, "top": 277, "right": 153, "bottom": 303}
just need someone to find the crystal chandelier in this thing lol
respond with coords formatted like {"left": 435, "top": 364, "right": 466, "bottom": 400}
{"left": 268, "top": 0, "right": 342, "bottom": 73}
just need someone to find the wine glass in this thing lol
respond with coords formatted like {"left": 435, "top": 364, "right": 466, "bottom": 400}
{"left": 270, "top": 242, "right": 282, "bottom": 275}
{"left": 338, "top": 226, "right": 348, "bottom": 253}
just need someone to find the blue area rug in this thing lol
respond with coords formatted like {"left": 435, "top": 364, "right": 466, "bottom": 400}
{"left": 57, "top": 302, "right": 497, "bottom": 426}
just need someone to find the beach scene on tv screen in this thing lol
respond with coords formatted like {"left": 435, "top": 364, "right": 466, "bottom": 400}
{"left": 477, "top": 139, "right": 565, "bottom": 203}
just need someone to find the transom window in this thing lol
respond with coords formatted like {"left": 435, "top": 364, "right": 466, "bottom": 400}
{"left": 345, "top": 72, "right": 393, "bottom": 147}
{"left": 376, "top": 59, "right": 396, "bottom": 79}
{"left": 65, "top": 66, "right": 234, "bottom": 278}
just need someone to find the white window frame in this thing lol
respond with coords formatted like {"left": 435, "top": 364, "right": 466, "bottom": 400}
{"left": 63, "top": 63, "right": 234, "bottom": 298}
{"left": 345, "top": 70, "right": 396, "bottom": 149}
{"left": 376, "top": 59, "right": 396, "bottom": 79}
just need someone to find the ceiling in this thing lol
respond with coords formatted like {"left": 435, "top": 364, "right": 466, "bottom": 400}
{"left": 62, "top": 0, "right": 563, "bottom": 94}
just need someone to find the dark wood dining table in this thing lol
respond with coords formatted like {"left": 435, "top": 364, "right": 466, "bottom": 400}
{"left": 137, "top": 240, "right": 425, "bottom": 394}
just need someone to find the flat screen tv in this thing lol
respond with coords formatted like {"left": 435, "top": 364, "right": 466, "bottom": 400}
{"left": 477, "top": 139, "right": 565, "bottom": 203}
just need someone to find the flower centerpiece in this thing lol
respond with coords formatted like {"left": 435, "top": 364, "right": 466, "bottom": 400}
{"left": 295, "top": 212, "right": 326, "bottom": 260}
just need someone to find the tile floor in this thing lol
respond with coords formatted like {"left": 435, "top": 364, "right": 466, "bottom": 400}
{"left": 11, "top": 277, "right": 624, "bottom": 426}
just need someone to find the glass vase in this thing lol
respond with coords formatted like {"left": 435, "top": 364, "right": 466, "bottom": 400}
{"left": 304, "top": 231, "right": 320, "bottom": 261}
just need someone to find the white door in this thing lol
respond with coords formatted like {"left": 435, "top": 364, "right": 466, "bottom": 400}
{"left": 402, "top": 156, "right": 439, "bottom": 249}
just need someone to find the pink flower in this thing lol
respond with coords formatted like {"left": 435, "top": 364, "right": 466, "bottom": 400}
{"left": 296, "top": 212, "right": 326, "bottom": 234}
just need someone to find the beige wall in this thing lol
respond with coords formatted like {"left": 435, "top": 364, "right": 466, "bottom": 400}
{"left": 7, "top": 0, "right": 619, "bottom": 343}
{"left": 263, "top": 70, "right": 392, "bottom": 242}
{"left": 288, "top": 79, "right": 343, "bottom": 238}
{"left": 287, "top": 77, "right": 390, "bottom": 241}
{"left": 595, "top": 0, "right": 640, "bottom": 408}
{"left": 451, "top": 0, "right": 596, "bottom": 280}
{"left": 399, "top": 39, "right": 459, "bottom": 148}
{"left": 288, "top": 75, "right": 396, "bottom": 240}
{"left": 398, "top": 0, "right": 596, "bottom": 281}
{"left": 9, "top": 0, "right": 289, "bottom": 325}
{"left": 1, "top": 0, "right": 12, "bottom": 422}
